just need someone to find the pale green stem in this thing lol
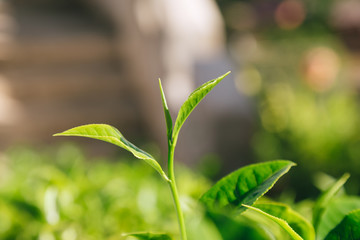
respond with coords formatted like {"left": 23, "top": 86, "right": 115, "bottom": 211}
{"left": 168, "top": 141, "right": 187, "bottom": 240}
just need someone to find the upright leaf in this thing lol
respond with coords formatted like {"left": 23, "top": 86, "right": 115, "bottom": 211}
{"left": 54, "top": 124, "right": 169, "bottom": 181}
{"left": 123, "top": 232, "right": 173, "bottom": 240}
{"left": 172, "top": 71, "right": 231, "bottom": 145}
{"left": 159, "top": 78, "right": 173, "bottom": 141}
{"left": 254, "top": 202, "right": 315, "bottom": 240}
{"left": 200, "top": 160, "right": 295, "bottom": 213}
{"left": 312, "top": 173, "right": 350, "bottom": 232}
{"left": 324, "top": 209, "right": 360, "bottom": 240}
{"left": 242, "top": 204, "right": 303, "bottom": 240}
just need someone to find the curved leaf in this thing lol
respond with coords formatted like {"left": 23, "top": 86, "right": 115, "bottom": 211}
{"left": 54, "top": 124, "right": 169, "bottom": 181}
{"left": 242, "top": 204, "right": 303, "bottom": 240}
{"left": 254, "top": 202, "right": 315, "bottom": 240}
{"left": 200, "top": 160, "right": 295, "bottom": 213}
{"left": 123, "top": 232, "right": 172, "bottom": 240}
{"left": 313, "top": 173, "right": 350, "bottom": 232}
{"left": 172, "top": 71, "right": 231, "bottom": 145}
{"left": 324, "top": 209, "right": 360, "bottom": 240}
{"left": 316, "top": 196, "right": 360, "bottom": 240}
{"left": 159, "top": 78, "right": 173, "bottom": 141}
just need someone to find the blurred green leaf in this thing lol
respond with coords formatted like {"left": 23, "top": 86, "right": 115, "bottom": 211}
{"left": 313, "top": 173, "right": 350, "bottom": 232}
{"left": 316, "top": 196, "right": 360, "bottom": 240}
{"left": 324, "top": 209, "right": 360, "bottom": 240}
{"left": 54, "top": 124, "right": 169, "bottom": 181}
{"left": 124, "top": 232, "right": 172, "bottom": 240}
{"left": 172, "top": 71, "right": 230, "bottom": 145}
{"left": 206, "top": 211, "right": 270, "bottom": 240}
{"left": 254, "top": 202, "right": 315, "bottom": 240}
{"left": 243, "top": 204, "right": 303, "bottom": 240}
{"left": 200, "top": 160, "right": 295, "bottom": 213}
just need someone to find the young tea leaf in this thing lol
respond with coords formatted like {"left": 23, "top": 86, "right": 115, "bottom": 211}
{"left": 54, "top": 124, "right": 169, "bottom": 182}
{"left": 312, "top": 173, "right": 350, "bottom": 232}
{"left": 200, "top": 160, "right": 295, "bottom": 213}
{"left": 242, "top": 204, "right": 303, "bottom": 240}
{"left": 172, "top": 71, "right": 230, "bottom": 146}
{"left": 324, "top": 209, "right": 360, "bottom": 240}
{"left": 159, "top": 78, "right": 173, "bottom": 141}
{"left": 123, "top": 232, "right": 173, "bottom": 240}
{"left": 254, "top": 202, "right": 315, "bottom": 240}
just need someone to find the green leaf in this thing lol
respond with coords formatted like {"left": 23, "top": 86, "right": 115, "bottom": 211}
{"left": 54, "top": 124, "right": 169, "bottom": 182}
{"left": 172, "top": 71, "right": 231, "bottom": 145}
{"left": 206, "top": 211, "right": 271, "bottom": 240}
{"left": 123, "top": 232, "right": 172, "bottom": 240}
{"left": 312, "top": 173, "right": 350, "bottom": 232}
{"left": 254, "top": 202, "right": 315, "bottom": 240}
{"left": 159, "top": 78, "right": 173, "bottom": 141}
{"left": 200, "top": 160, "right": 295, "bottom": 213}
{"left": 324, "top": 209, "right": 360, "bottom": 240}
{"left": 242, "top": 204, "right": 303, "bottom": 240}
{"left": 316, "top": 196, "right": 360, "bottom": 240}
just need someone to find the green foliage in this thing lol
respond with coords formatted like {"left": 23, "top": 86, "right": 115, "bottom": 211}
{"left": 200, "top": 160, "right": 295, "bottom": 213}
{"left": 324, "top": 210, "right": 360, "bottom": 240}
{"left": 0, "top": 145, "right": 211, "bottom": 239}
{"left": 315, "top": 196, "right": 360, "bottom": 240}
{"left": 124, "top": 232, "right": 173, "bottom": 240}
{"left": 252, "top": 203, "right": 315, "bottom": 240}
{"left": 206, "top": 211, "right": 270, "bottom": 239}
{"left": 242, "top": 204, "right": 303, "bottom": 240}
{"left": 172, "top": 71, "right": 230, "bottom": 146}
{"left": 51, "top": 72, "right": 360, "bottom": 240}
{"left": 159, "top": 78, "right": 173, "bottom": 141}
{"left": 2, "top": 72, "right": 358, "bottom": 239}
{"left": 54, "top": 124, "right": 169, "bottom": 181}
{"left": 312, "top": 173, "right": 350, "bottom": 233}
{"left": 54, "top": 72, "right": 231, "bottom": 240}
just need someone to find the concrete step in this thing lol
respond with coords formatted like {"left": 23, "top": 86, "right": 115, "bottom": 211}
{"left": 8, "top": 34, "right": 115, "bottom": 66}
{"left": 3, "top": 66, "right": 129, "bottom": 102}
{"left": 8, "top": 7, "right": 115, "bottom": 66}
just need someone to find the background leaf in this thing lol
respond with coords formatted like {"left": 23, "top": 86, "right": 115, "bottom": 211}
{"left": 206, "top": 211, "right": 271, "bottom": 240}
{"left": 159, "top": 79, "right": 173, "bottom": 141}
{"left": 242, "top": 204, "right": 303, "bottom": 240}
{"left": 172, "top": 71, "right": 230, "bottom": 145}
{"left": 324, "top": 209, "right": 360, "bottom": 240}
{"left": 316, "top": 196, "right": 360, "bottom": 240}
{"left": 312, "top": 173, "right": 350, "bottom": 232}
{"left": 254, "top": 202, "right": 315, "bottom": 240}
{"left": 124, "top": 232, "right": 172, "bottom": 240}
{"left": 200, "top": 160, "right": 295, "bottom": 213}
{"left": 54, "top": 124, "right": 169, "bottom": 181}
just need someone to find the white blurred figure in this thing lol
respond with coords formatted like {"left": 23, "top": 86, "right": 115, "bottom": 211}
{"left": 89, "top": 0, "right": 235, "bottom": 163}
{"left": 160, "top": 0, "right": 225, "bottom": 109}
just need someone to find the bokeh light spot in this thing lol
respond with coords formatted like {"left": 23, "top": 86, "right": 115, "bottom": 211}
{"left": 275, "top": 0, "right": 306, "bottom": 30}
{"left": 235, "top": 67, "right": 262, "bottom": 96}
{"left": 302, "top": 47, "right": 340, "bottom": 92}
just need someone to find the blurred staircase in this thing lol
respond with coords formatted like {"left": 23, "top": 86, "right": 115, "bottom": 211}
{"left": 0, "top": 2, "right": 141, "bottom": 150}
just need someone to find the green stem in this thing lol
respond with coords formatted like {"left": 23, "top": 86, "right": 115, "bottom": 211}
{"left": 168, "top": 141, "right": 187, "bottom": 240}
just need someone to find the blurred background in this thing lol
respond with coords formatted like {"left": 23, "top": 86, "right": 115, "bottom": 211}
{"left": 1, "top": 0, "right": 360, "bottom": 238}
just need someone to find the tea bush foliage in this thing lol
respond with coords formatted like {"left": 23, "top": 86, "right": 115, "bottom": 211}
{"left": 1, "top": 144, "right": 360, "bottom": 239}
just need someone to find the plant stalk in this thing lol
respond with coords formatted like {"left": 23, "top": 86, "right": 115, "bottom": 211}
{"left": 168, "top": 141, "right": 187, "bottom": 240}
